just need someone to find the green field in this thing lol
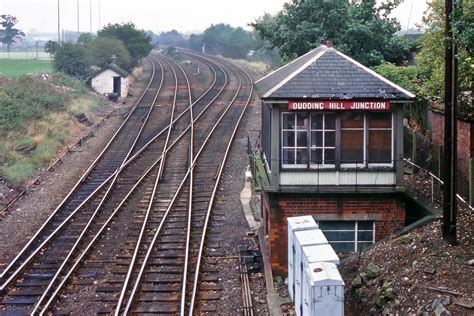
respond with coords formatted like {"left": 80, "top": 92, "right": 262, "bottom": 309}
{"left": 0, "top": 51, "right": 51, "bottom": 60}
{"left": 0, "top": 59, "right": 53, "bottom": 77}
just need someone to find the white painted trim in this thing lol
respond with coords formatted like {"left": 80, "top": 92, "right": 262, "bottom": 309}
{"left": 255, "top": 46, "right": 323, "bottom": 85}
{"left": 335, "top": 51, "right": 416, "bottom": 98}
{"left": 263, "top": 50, "right": 327, "bottom": 98}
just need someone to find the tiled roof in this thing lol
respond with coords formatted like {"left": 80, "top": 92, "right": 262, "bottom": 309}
{"left": 91, "top": 63, "right": 129, "bottom": 78}
{"left": 255, "top": 45, "right": 415, "bottom": 101}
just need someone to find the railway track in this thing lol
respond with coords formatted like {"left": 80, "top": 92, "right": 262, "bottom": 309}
{"left": 0, "top": 50, "right": 255, "bottom": 315}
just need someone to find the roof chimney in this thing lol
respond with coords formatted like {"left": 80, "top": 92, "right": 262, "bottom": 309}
{"left": 325, "top": 40, "right": 333, "bottom": 48}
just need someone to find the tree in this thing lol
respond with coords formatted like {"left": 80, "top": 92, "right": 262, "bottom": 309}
{"left": 189, "top": 33, "right": 204, "bottom": 52}
{"left": 53, "top": 43, "right": 91, "bottom": 79}
{"left": 202, "top": 24, "right": 255, "bottom": 59}
{"left": 98, "top": 23, "right": 153, "bottom": 67}
{"left": 416, "top": 0, "right": 473, "bottom": 119}
{"left": 155, "top": 30, "right": 188, "bottom": 48}
{"left": 44, "top": 40, "right": 61, "bottom": 56}
{"left": 0, "top": 15, "right": 25, "bottom": 52}
{"left": 77, "top": 33, "right": 95, "bottom": 47}
{"left": 89, "top": 37, "right": 131, "bottom": 69}
{"left": 251, "top": 0, "right": 409, "bottom": 67}
{"left": 374, "top": 63, "right": 429, "bottom": 130}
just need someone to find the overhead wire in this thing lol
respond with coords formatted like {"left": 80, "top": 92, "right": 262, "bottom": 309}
{"left": 405, "top": 0, "right": 415, "bottom": 35}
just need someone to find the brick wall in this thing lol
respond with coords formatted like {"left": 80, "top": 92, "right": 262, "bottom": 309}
{"left": 431, "top": 111, "right": 473, "bottom": 197}
{"left": 261, "top": 192, "right": 406, "bottom": 276}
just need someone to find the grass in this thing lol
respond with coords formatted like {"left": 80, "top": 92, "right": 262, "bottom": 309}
{"left": 232, "top": 59, "right": 271, "bottom": 75}
{"left": 0, "top": 59, "right": 53, "bottom": 77}
{"left": 0, "top": 51, "right": 51, "bottom": 60}
{"left": 0, "top": 75, "right": 104, "bottom": 184}
{"left": 1, "top": 114, "right": 72, "bottom": 183}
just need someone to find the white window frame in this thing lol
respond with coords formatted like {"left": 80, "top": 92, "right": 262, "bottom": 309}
{"left": 280, "top": 111, "right": 394, "bottom": 169}
{"left": 367, "top": 113, "right": 394, "bottom": 168}
{"left": 319, "top": 221, "right": 376, "bottom": 252}
{"left": 281, "top": 112, "right": 308, "bottom": 168}
{"left": 340, "top": 113, "right": 367, "bottom": 169}
{"left": 309, "top": 113, "right": 336, "bottom": 169}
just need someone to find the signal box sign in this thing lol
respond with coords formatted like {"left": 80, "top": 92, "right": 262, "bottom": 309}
{"left": 288, "top": 100, "right": 390, "bottom": 111}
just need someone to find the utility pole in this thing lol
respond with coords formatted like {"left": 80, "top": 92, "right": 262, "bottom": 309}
{"left": 98, "top": 0, "right": 101, "bottom": 31}
{"left": 57, "top": 0, "right": 61, "bottom": 42}
{"left": 90, "top": 0, "right": 92, "bottom": 33}
{"left": 443, "top": 0, "right": 458, "bottom": 245}
{"left": 77, "top": 0, "right": 80, "bottom": 33}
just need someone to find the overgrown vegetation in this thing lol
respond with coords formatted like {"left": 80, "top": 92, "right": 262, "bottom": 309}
{"left": 46, "top": 22, "right": 152, "bottom": 79}
{"left": 153, "top": 24, "right": 282, "bottom": 68}
{"left": 416, "top": 0, "right": 473, "bottom": 120}
{"left": 374, "top": 63, "right": 429, "bottom": 130}
{"left": 0, "top": 75, "right": 101, "bottom": 183}
{"left": 251, "top": 0, "right": 411, "bottom": 67}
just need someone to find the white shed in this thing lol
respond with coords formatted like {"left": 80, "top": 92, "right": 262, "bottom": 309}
{"left": 91, "top": 63, "right": 129, "bottom": 99}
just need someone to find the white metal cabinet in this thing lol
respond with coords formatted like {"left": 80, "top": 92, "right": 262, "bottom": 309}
{"left": 302, "top": 262, "right": 344, "bottom": 316}
{"left": 296, "top": 244, "right": 340, "bottom": 315}
{"left": 293, "top": 229, "right": 328, "bottom": 315}
{"left": 287, "top": 216, "right": 318, "bottom": 301}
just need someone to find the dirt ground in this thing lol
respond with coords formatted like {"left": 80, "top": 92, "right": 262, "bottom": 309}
{"left": 341, "top": 201, "right": 474, "bottom": 315}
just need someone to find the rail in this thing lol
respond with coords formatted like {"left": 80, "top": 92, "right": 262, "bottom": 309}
{"left": 188, "top": 57, "right": 254, "bottom": 315}
{"left": 0, "top": 56, "right": 158, "bottom": 280}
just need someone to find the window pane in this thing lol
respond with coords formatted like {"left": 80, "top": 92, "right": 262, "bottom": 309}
{"left": 368, "top": 130, "right": 392, "bottom": 163}
{"left": 296, "top": 113, "right": 308, "bottom": 130}
{"left": 323, "top": 231, "right": 355, "bottom": 241}
{"left": 311, "top": 114, "right": 323, "bottom": 130}
{"left": 311, "top": 131, "right": 323, "bottom": 147}
{"left": 311, "top": 149, "right": 322, "bottom": 164}
{"left": 296, "top": 149, "right": 308, "bottom": 164}
{"left": 283, "top": 113, "right": 295, "bottom": 129}
{"left": 325, "top": 131, "right": 335, "bottom": 147}
{"left": 341, "top": 130, "right": 364, "bottom": 163}
{"left": 319, "top": 221, "right": 355, "bottom": 230}
{"left": 357, "top": 231, "right": 374, "bottom": 242}
{"left": 325, "top": 149, "right": 335, "bottom": 164}
{"left": 331, "top": 242, "right": 355, "bottom": 253}
{"left": 368, "top": 112, "right": 392, "bottom": 128}
{"left": 358, "top": 221, "right": 374, "bottom": 230}
{"left": 283, "top": 131, "right": 295, "bottom": 147}
{"left": 297, "top": 131, "right": 308, "bottom": 147}
{"left": 282, "top": 149, "right": 295, "bottom": 164}
{"left": 325, "top": 114, "right": 336, "bottom": 129}
{"left": 341, "top": 112, "right": 364, "bottom": 128}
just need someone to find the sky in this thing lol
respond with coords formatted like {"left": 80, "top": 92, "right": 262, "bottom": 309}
{"left": 0, "top": 0, "right": 428, "bottom": 35}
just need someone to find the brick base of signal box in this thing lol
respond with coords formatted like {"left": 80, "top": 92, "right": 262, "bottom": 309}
{"left": 261, "top": 192, "right": 406, "bottom": 276}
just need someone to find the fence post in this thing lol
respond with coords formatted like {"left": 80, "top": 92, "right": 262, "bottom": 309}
{"left": 412, "top": 129, "right": 417, "bottom": 165}
{"left": 470, "top": 158, "right": 474, "bottom": 206}
{"left": 438, "top": 145, "right": 444, "bottom": 180}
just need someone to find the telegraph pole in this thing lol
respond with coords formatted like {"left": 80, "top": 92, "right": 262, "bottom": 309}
{"left": 442, "top": 0, "right": 458, "bottom": 245}
{"left": 77, "top": 0, "right": 80, "bottom": 33}
{"left": 57, "top": 0, "right": 61, "bottom": 41}
{"left": 98, "top": 0, "right": 101, "bottom": 30}
{"left": 90, "top": 0, "right": 92, "bottom": 33}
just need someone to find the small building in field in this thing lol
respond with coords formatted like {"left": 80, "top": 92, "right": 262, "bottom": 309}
{"left": 91, "top": 63, "right": 129, "bottom": 99}
{"left": 254, "top": 41, "right": 416, "bottom": 276}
